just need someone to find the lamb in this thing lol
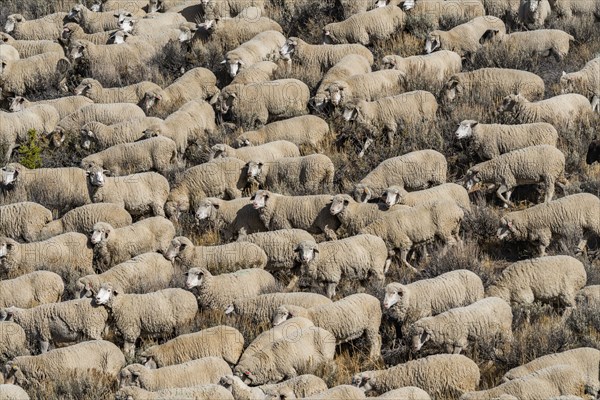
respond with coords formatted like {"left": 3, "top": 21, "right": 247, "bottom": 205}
{"left": 382, "top": 183, "right": 471, "bottom": 211}
{"left": 279, "top": 37, "right": 374, "bottom": 73}
{"left": 236, "top": 229, "right": 314, "bottom": 271}
{"left": 324, "top": 69, "right": 407, "bottom": 108}
{"left": 194, "top": 14, "right": 282, "bottom": 51}
{"left": 60, "top": 22, "right": 116, "bottom": 46}
{"left": 221, "top": 31, "right": 285, "bottom": 77}
{"left": 220, "top": 374, "right": 327, "bottom": 400}
{"left": 0, "top": 202, "right": 52, "bottom": 242}
{"left": 216, "top": 79, "right": 310, "bottom": 128}
{"left": 0, "top": 52, "right": 69, "bottom": 97}
{"left": 234, "top": 115, "right": 330, "bottom": 152}
{"left": 486, "top": 255, "right": 586, "bottom": 307}
{"left": 80, "top": 136, "right": 178, "bottom": 176}
{"left": 184, "top": 267, "right": 278, "bottom": 310}
{"left": 322, "top": 5, "right": 406, "bottom": 45}
{"left": 90, "top": 218, "right": 175, "bottom": 271}
{"left": 272, "top": 293, "right": 382, "bottom": 357}
{"left": 140, "top": 67, "right": 218, "bottom": 117}
{"left": 76, "top": 252, "right": 174, "bottom": 299}
{"left": 74, "top": 78, "right": 161, "bottom": 106}
{"left": 4, "top": 340, "right": 125, "bottom": 387}
{"left": 0, "top": 384, "right": 30, "bottom": 400}
{"left": 360, "top": 201, "right": 465, "bottom": 272}
{"left": 230, "top": 61, "right": 279, "bottom": 85}
{"left": 233, "top": 326, "right": 336, "bottom": 385}
{"left": 0, "top": 299, "right": 109, "bottom": 353}
{"left": 3, "top": 13, "right": 68, "bottom": 40}
{"left": 370, "top": 387, "right": 432, "bottom": 399}
{"left": 381, "top": 51, "right": 461, "bottom": 92}
{"left": 560, "top": 56, "right": 600, "bottom": 112}
{"left": 86, "top": 167, "right": 170, "bottom": 218}
{"left": 353, "top": 354, "right": 480, "bottom": 397}
{"left": 0, "top": 34, "right": 64, "bottom": 58}
{"left": 0, "top": 233, "right": 94, "bottom": 281}
{"left": 0, "top": 271, "right": 63, "bottom": 309}
{"left": 9, "top": 95, "right": 94, "bottom": 120}
{"left": 210, "top": 141, "right": 301, "bottom": 163}
{"left": 483, "top": 29, "right": 575, "bottom": 62}
{"left": 115, "top": 385, "right": 234, "bottom": 400}
{"left": 95, "top": 284, "right": 198, "bottom": 357}
{"left": 425, "top": 16, "right": 505, "bottom": 56}
{"left": 164, "top": 157, "right": 248, "bottom": 219}
{"left": 251, "top": 190, "right": 340, "bottom": 240}
{"left": 37, "top": 203, "right": 132, "bottom": 240}
{"left": 166, "top": 236, "right": 268, "bottom": 274}
{"left": 293, "top": 235, "right": 388, "bottom": 298}
{"left": 502, "top": 347, "right": 600, "bottom": 396}
{"left": 352, "top": 149, "right": 447, "bottom": 202}
{"left": 463, "top": 145, "right": 566, "bottom": 207}
{"left": 0, "top": 321, "right": 28, "bottom": 363}
{"left": 455, "top": 120, "right": 558, "bottom": 160}
{"left": 245, "top": 155, "right": 335, "bottom": 194}
{"left": 195, "top": 197, "right": 266, "bottom": 242}
{"left": 138, "top": 325, "right": 244, "bottom": 368}
{"left": 496, "top": 193, "right": 600, "bottom": 256}
{"left": 79, "top": 118, "right": 162, "bottom": 150}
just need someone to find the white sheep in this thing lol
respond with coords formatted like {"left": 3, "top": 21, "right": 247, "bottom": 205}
{"left": 90, "top": 217, "right": 175, "bottom": 271}
{"left": 323, "top": 5, "right": 405, "bottom": 45}
{"left": 220, "top": 373, "right": 327, "bottom": 400}
{"left": 95, "top": 283, "right": 198, "bottom": 357}
{"left": 195, "top": 197, "right": 266, "bottom": 242}
{"left": 0, "top": 384, "right": 30, "bottom": 400}
{"left": 76, "top": 252, "right": 174, "bottom": 299}
{"left": 184, "top": 266, "right": 278, "bottom": 310}
{"left": 353, "top": 354, "right": 480, "bottom": 397}
{"left": 293, "top": 235, "right": 388, "bottom": 298}
{"left": 139, "top": 325, "right": 244, "bottom": 368}
{"left": 60, "top": 22, "right": 116, "bottom": 46}
{"left": 518, "top": 0, "right": 552, "bottom": 28}
{"left": 195, "top": 13, "right": 282, "bottom": 51}
{"left": 3, "top": 13, "right": 68, "bottom": 40}
{"left": 0, "top": 52, "right": 69, "bottom": 97}
{"left": 0, "top": 202, "right": 52, "bottom": 242}
{"left": 67, "top": 4, "right": 134, "bottom": 33}
{"left": 574, "top": 285, "right": 600, "bottom": 310}
{"left": 425, "top": 16, "right": 506, "bottom": 56}
{"left": 9, "top": 95, "right": 94, "bottom": 120}
{"left": 0, "top": 43, "right": 19, "bottom": 60}
{"left": 115, "top": 384, "right": 234, "bottom": 400}
{"left": 497, "top": 193, "right": 600, "bottom": 256}
{"left": 377, "top": 0, "right": 485, "bottom": 28}
{"left": 0, "top": 271, "right": 63, "bottom": 309}
{"left": 463, "top": 145, "right": 566, "bottom": 207}
{"left": 560, "top": 56, "right": 599, "bottom": 112}
{"left": 483, "top": 29, "right": 575, "bottom": 61}
{"left": 0, "top": 321, "right": 28, "bottom": 365}
{"left": 210, "top": 141, "right": 301, "bottom": 163}
{"left": 301, "top": 385, "right": 367, "bottom": 399}
{"left": 251, "top": 190, "right": 340, "bottom": 240}
{"left": 353, "top": 149, "right": 447, "bottom": 202}
{"left": 222, "top": 30, "right": 286, "bottom": 77}
{"left": 74, "top": 78, "right": 160, "bottom": 106}
{"left": 201, "top": 0, "right": 266, "bottom": 18}
{"left": 455, "top": 120, "right": 558, "bottom": 160}
{"left": 382, "top": 183, "right": 471, "bottom": 211}
{"left": 370, "top": 387, "right": 432, "bottom": 399}
{"left": 236, "top": 229, "right": 314, "bottom": 271}
{"left": 230, "top": 61, "right": 279, "bottom": 85}
{"left": 324, "top": 69, "right": 407, "bottom": 108}
{"left": 166, "top": 236, "right": 268, "bottom": 274}
{"left": 272, "top": 293, "right": 382, "bottom": 357}
{"left": 0, "top": 33, "right": 64, "bottom": 57}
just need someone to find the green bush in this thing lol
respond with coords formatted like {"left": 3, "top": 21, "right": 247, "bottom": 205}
{"left": 17, "top": 129, "right": 43, "bottom": 169}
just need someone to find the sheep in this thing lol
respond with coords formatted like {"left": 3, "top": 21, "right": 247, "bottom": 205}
{"left": 67, "top": 4, "right": 133, "bottom": 34}
{"left": 234, "top": 115, "right": 330, "bottom": 152}
{"left": 0, "top": 44, "right": 19, "bottom": 60}
{"left": 486, "top": 255, "right": 586, "bottom": 307}
{"left": 164, "top": 157, "right": 248, "bottom": 219}
{"left": 3, "top": 13, "right": 68, "bottom": 41}
{"left": 9, "top": 95, "right": 94, "bottom": 120}
{"left": 272, "top": 293, "right": 382, "bottom": 357}
{"left": 195, "top": 197, "right": 266, "bottom": 242}
{"left": 0, "top": 202, "right": 52, "bottom": 242}
{"left": 502, "top": 347, "right": 600, "bottom": 397}
{"left": 459, "top": 365, "right": 588, "bottom": 400}
{"left": 324, "top": 69, "right": 407, "bottom": 108}
{"left": 0, "top": 322, "right": 29, "bottom": 363}
{"left": 497, "top": 193, "right": 600, "bottom": 256}
{"left": 575, "top": 285, "right": 600, "bottom": 309}
{"left": 210, "top": 141, "right": 301, "bottom": 163}
{"left": 0, "top": 233, "right": 94, "bottom": 282}
{"left": 76, "top": 252, "right": 174, "bottom": 299}
{"left": 74, "top": 78, "right": 161, "bottom": 106}
{"left": 442, "top": 68, "right": 545, "bottom": 107}
{"left": 370, "top": 387, "right": 432, "bottom": 399}
{"left": 79, "top": 118, "right": 162, "bottom": 150}
{"left": 0, "top": 298, "right": 109, "bottom": 353}
{"left": 353, "top": 354, "right": 480, "bottom": 397}
{"left": 216, "top": 79, "right": 310, "bottom": 128}
{"left": 342, "top": 90, "right": 439, "bottom": 145}
{"left": 352, "top": 149, "right": 447, "bottom": 202}
{"left": 140, "top": 67, "right": 218, "bottom": 117}
{"left": 233, "top": 326, "right": 336, "bottom": 385}
{"left": 230, "top": 61, "right": 279, "bottom": 85}
{"left": 455, "top": 120, "right": 558, "bottom": 160}
{"left": 60, "top": 22, "right": 116, "bottom": 46}
{"left": 337, "top": 0, "right": 372, "bottom": 18}
{"left": 0, "top": 52, "right": 70, "bottom": 97}
{"left": 382, "top": 183, "right": 471, "bottom": 211}
{"left": 138, "top": 325, "right": 244, "bottom": 368}
{"left": 225, "top": 292, "right": 333, "bottom": 324}
{"left": 293, "top": 235, "right": 388, "bottom": 298}
{"left": 279, "top": 37, "right": 374, "bottom": 74}
{"left": 86, "top": 167, "right": 170, "bottom": 218}
{"left": 236, "top": 229, "right": 314, "bottom": 271}
{"left": 560, "top": 56, "right": 599, "bottom": 112}
{"left": 381, "top": 0, "right": 485, "bottom": 26}
{"left": 200, "top": 0, "right": 266, "bottom": 18}
{"left": 184, "top": 267, "right": 278, "bottom": 310}
{"left": 0, "top": 384, "right": 30, "bottom": 400}
{"left": 251, "top": 190, "right": 340, "bottom": 240}
{"left": 115, "top": 385, "right": 234, "bottom": 400}
{"left": 220, "top": 373, "right": 327, "bottom": 400}
{"left": 222, "top": 31, "right": 286, "bottom": 77}
{"left": 360, "top": 201, "right": 465, "bottom": 272}
{"left": 425, "top": 16, "right": 505, "bottom": 56}
{"left": 94, "top": 283, "right": 197, "bottom": 357}
{"left": 4, "top": 340, "right": 125, "bottom": 387}
{"left": 322, "top": 5, "right": 405, "bottom": 46}
{"left": 166, "top": 236, "right": 268, "bottom": 274}
{"left": 245, "top": 155, "right": 335, "bottom": 194}
{"left": 483, "top": 29, "right": 575, "bottom": 62}
{"left": 381, "top": 51, "right": 461, "bottom": 92}
{"left": 38, "top": 203, "right": 132, "bottom": 240}
{"left": 0, "top": 34, "right": 64, "bottom": 58}
{"left": 80, "top": 136, "right": 178, "bottom": 176}
{"left": 0, "top": 271, "right": 63, "bottom": 309}
{"left": 518, "top": 0, "right": 553, "bottom": 28}
{"left": 463, "top": 145, "right": 566, "bottom": 207}
{"left": 301, "top": 385, "right": 367, "bottom": 399}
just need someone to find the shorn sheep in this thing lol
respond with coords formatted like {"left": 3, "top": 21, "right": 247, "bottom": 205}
{"left": 560, "top": 56, "right": 599, "bottom": 112}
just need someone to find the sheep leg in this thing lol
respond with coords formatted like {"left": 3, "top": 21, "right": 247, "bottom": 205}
{"left": 576, "top": 237, "right": 588, "bottom": 255}
{"left": 383, "top": 258, "right": 392, "bottom": 274}
{"left": 496, "top": 184, "right": 514, "bottom": 208}
{"left": 326, "top": 282, "right": 337, "bottom": 298}
{"left": 365, "top": 329, "right": 382, "bottom": 359}
{"left": 322, "top": 225, "right": 337, "bottom": 241}
{"left": 544, "top": 177, "right": 555, "bottom": 203}
{"left": 400, "top": 250, "right": 418, "bottom": 273}
{"left": 452, "top": 345, "right": 463, "bottom": 354}
{"left": 123, "top": 341, "right": 136, "bottom": 359}
{"left": 591, "top": 95, "right": 599, "bottom": 113}
{"left": 152, "top": 202, "right": 165, "bottom": 217}
{"left": 39, "top": 340, "right": 50, "bottom": 354}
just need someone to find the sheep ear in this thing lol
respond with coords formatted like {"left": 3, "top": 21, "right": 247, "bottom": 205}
{"left": 220, "top": 59, "right": 227, "bottom": 64}
{"left": 562, "top": 71, "right": 566, "bottom": 76}
{"left": 313, "top": 247, "right": 319, "bottom": 253}
{"left": 293, "top": 245, "right": 301, "bottom": 252}
{"left": 470, "top": 121, "right": 478, "bottom": 128}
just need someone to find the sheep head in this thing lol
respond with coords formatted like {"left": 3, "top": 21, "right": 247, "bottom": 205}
{"left": 382, "top": 185, "right": 407, "bottom": 208}
{"left": 245, "top": 160, "right": 264, "bottom": 181}
{"left": 147, "top": 0, "right": 162, "bottom": 13}
{"left": 76, "top": 278, "right": 95, "bottom": 299}
{"left": 463, "top": 168, "right": 481, "bottom": 192}
{"left": 138, "top": 349, "right": 158, "bottom": 369}
{"left": 352, "top": 372, "right": 374, "bottom": 391}
{"left": 279, "top": 37, "right": 300, "bottom": 60}
{"left": 119, "top": 364, "right": 146, "bottom": 388}
{"left": 178, "top": 22, "right": 198, "bottom": 42}
{"left": 3, "top": 361, "right": 28, "bottom": 386}
{"left": 85, "top": 164, "right": 109, "bottom": 186}
{"left": 164, "top": 236, "right": 193, "bottom": 262}
{"left": 222, "top": 54, "right": 245, "bottom": 77}
{"left": 118, "top": 17, "right": 136, "bottom": 33}
{"left": 342, "top": 101, "right": 363, "bottom": 122}
{"left": 184, "top": 267, "right": 210, "bottom": 289}
{"left": 559, "top": 71, "right": 579, "bottom": 94}
{"left": 215, "top": 87, "right": 238, "bottom": 114}
{"left": 455, "top": 120, "right": 478, "bottom": 140}
{"left": 4, "top": 15, "right": 24, "bottom": 34}
{"left": 94, "top": 282, "right": 119, "bottom": 306}
{"left": 442, "top": 75, "right": 462, "bottom": 104}
{"left": 408, "top": 323, "right": 432, "bottom": 351}
{"left": 425, "top": 31, "right": 442, "bottom": 53}
{"left": 251, "top": 190, "right": 272, "bottom": 210}
{"left": 8, "top": 96, "right": 25, "bottom": 112}
{"left": 0, "top": 59, "right": 9, "bottom": 75}
{"left": 381, "top": 55, "right": 399, "bottom": 69}
{"left": 497, "top": 217, "right": 518, "bottom": 240}
{"left": 383, "top": 282, "right": 408, "bottom": 310}
{"left": 73, "top": 78, "right": 95, "bottom": 96}
{"left": 67, "top": 5, "right": 85, "bottom": 23}
{"left": 529, "top": 0, "right": 539, "bottom": 12}
{"left": 353, "top": 184, "right": 373, "bottom": 203}
{"left": 497, "top": 93, "right": 524, "bottom": 113}
{"left": 195, "top": 198, "right": 222, "bottom": 222}
{"left": 219, "top": 375, "right": 236, "bottom": 390}
{"left": 322, "top": 26, "right": 334, "bottom": 44}
{"left": 110, "top": 30, "right": 131, "bottom": 44}
{"left": 91, "top": 222, "right": 114, "bottom": 245}
{"left": 68, "top": 40, "right": 87, "bottom": 61}
{"left": 293, "top": 240, "right": 319, "bottom": 267}
{"left": 330, "top": 194, "right": 353, "bottom": 215}
{"left": 325, "top": 81, "right": 349, "bottom": 106}
{"left": 0, "top": 165, "right": 19, "bottom": 187}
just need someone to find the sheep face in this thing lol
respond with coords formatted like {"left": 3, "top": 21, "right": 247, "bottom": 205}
{"left": 353, "top": 184, "right": 373, "bottom": 203}
{"left": 382, "top": 186, "right": 403, "bottom": 208}
{"left": 326, "top": 82, "right": 348, "bottom": 106}
{"left": 86, "top": 165, "right": 107, "bottom": 186}
{"left": 3, "top": 362, "right": 27, "bottom": 386}
{"left": 246, "top": 161, "right": 264, "bottom": 181}
{"left": 271, "top": 306, "right": 291, "bottom": 326}
{"left": 330, "top": 194, "right": 350, "bottom": 215}
{"left": 425, "top": 33, "right": 441, "bottom": 54}
{"left": 77, "top": 279, "right": 94, "bottom": 299}
{"left": 409, "top": 324, "right": 431, "bottom": 351}
{"left": 111, "top": 30, "right": 131, "bottom": 44}
{"left": 164, "top": 237, "right": 189, "bottom": 261}
{"left": 280, "top": 37, "right": 301, "bottom": 61}
{"left": 91, "top": 223, "right": 113, "bottom": 245}
{"left": 148, "top": 0, "right": 161, "bottom": 13}
{"left": 223, "top": 56, "right": 244, "bottom": 77}
{"left": 529, "top": 0, "right": 539, "bottom": 12}
{"left": 559, "top": 72, "right": 578, "bottom": 94}
{"left": 74, "top": 79, "right": 94, "bottom": 96}
{"left": 463, "top": 169, "right": 481, "bottom": 191}
{"left": 456, "top": 120, "right": 477, "bottom": 139}
{"left": 234, "top": 361, "right": 269, "bottom": 385}
{"left": 497, "top": 218, "right": 518, "bottom": 240}
{"left": 4, "top": 15, "right": 22, "bottom": 34}
{"left": 90, "top": 2, "right": 102, "bottom": 12}
{"left": 138, "top": 352, "right": 158, "bottom": 369}
{"left": 94, "top": 283, "right": 117, "bottom": 305}
{"left": 140, "top": 91, "right": 161, "bottom": 113}
{"left": 195, "top": 199, "right": 218, "bottom": 221}
{"left": 342, "top": 104, "right": 358, "bottom": 122}
{"left": 118, "top": 18, "right": 135, "bottom": 33}
{"left": 251, "top": 190, "right": 270, "bottom": 210}
{"left": 69, "top": 42, "right": 86, "bottom": 61}
{"left": 184, "top": 267, "right": 205, "bottom": 289}
{"left": 442, "top": 77, "right": 462, "bottom": 104}
{"left": 216, "top": 90, "right": 236, "bottom": 114}
{"left": 67, "top": 5, "right": 85, "bottom": 23}
{"left": 497, "top": 95, "right": 520, "bottom": 113}
{"left": 381, "top": 55, "right": 398, "bottom": 69}
{"left": 294, "top": 240, "right": 318, "bottom": 265}
{"left": 9, "top": 96, "right": 26, "bottom": 112}
{"left": 80, "top": 128, "right": 96, "bottom": 150}
{"left": 352, "top": 372, "right": 373, "bottom": 392}
{"left": 0, "top": 165, "right": 18, "bottom": 187}
{"left": 219, "top": 375, "right": 235, "bottom": 390}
